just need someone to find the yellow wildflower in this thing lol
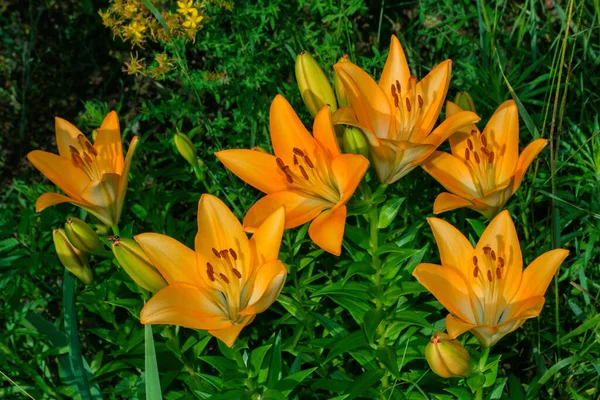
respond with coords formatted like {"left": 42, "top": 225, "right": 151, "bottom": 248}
{"left": 182, "top": 8, "right": 203, "bottom": 29}
{"left": 177, "top": 0, "right": 194, "bottom": 15}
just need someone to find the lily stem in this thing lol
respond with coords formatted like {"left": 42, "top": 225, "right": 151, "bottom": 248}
{"left": 475, "top": 347, "right": 491, "bottom": 400}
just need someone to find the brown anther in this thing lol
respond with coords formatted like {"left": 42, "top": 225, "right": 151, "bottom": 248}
{"left": 283, "top": 166, "right": 292, "bottom": 175}
{"left": 483, "top": 246, "right": 491, "bottom": 254}
{"left": 467, "top": 138, "right": 474, "bottom": 151}
{"left": 498, "top": 257, "right": 505, "bottom": 268}
{"left": 293, "top": 155, "right": 299, "bottom": 165}
{"left": 69, "top": 145, "right": 80, "bottom": 154}
{"left": 285, "top": 174, "right": 294, "bottom": 184}
{"left": 473, "top": 266, "right": 479, "bottom": 278}
{"left": 299, "top": 165, "right": 309, "bottom": 180}
{"left": 496, "top": 268, "right": 502, "bottom": 279}
{"left": 293, "top": 147, "right": 304, "bottom": 156}
{"left": 481, "top": 134, "right": 488, "bottom": 147}
{"left": 395, "top": 79, "right": 401, "bottom": 94}
{"left": 481, "top": 147, "right": 490, "bottom": 157}
{"left": 474, "top": 151, "right": 481, "bottom": 164}
{"left": 471, "top": 130, "right": 477, "bottom": 135}
{"left": 391, "top": 84, "right": 397, "bottom": 97}
{"left": 83, "top": 152, "right": 93, "bottom": 164}
{"left": 489, "top": 151, "right": 495, "bottom": 164}
{"left": 276, "top": 157, "right": 285, "bottom": 169}
{"left": 487, "top": 270, "right": 493, "bottom": 282}
{"left": 393, "top": 93, "right": 399, "bottom": 108}
{"left": 473, "top": 255, "right": 478, "bottom": 266}
{"left": 207, "top": 271, "right": 216, "bottom": 282}
{"left": 206, "top": 262, "right": 214, "bottom": 273}
{"left": 219, "top": 273, "right": 230, "bottom": 284}
{"left": 85, "top": 142, "right": 98, "bottom": 156}
{"left": 304, "top": 155, "right": 314, "bottom": 168}
{"left": 417, "top": 95, "right": 424, "bottom": 108}
{"left": 490, "top": 250, "right": 496, "bottom": 261}
{"left": 465, "top": 148, "right": 470, "bottom": 161}
{"left": 72, "top": 153, "right": 85, "bottom": 168}
{"left": 212, "top": 248, "right": 220, "bottom": 258}
{"left": 229, "top": 248, "right": 237, "bottom": 260}
{"left": 220, "top": 249, "right": 229, "bottom": 259}
{"left": 405, "top": 98, "right": 412, "bottom": 112}
{"left": 232, "top": 268, "right": 242, "bottom": 278}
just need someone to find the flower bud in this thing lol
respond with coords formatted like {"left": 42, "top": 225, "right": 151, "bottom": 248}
{"left": 53, "top": 228, "right": 93, "bottom": 285}
{"left": 174, "top": 133, "right": 198, "bottom": 167}
{"left": 333, "top": 54, "right": 351, "bottom": 108}
{"left": 453, "top": 91, "right": 476, "bottom": 113}
{"left": 64, "top": 217, "right": 104, "bottom": 255}
{"left": 111, "top": 237, "right": 167, "bottom": 292}
{"left": 295, "top": 51, "right": 337, "bottom": 117}
{"left": 342, "top": 127, "right": 369, "bottom": 158}
{"left": 425, "top": 332, "right": 471, "bottom": 378}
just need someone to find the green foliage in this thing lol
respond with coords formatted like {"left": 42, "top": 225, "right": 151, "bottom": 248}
{"left": 1, "top": 0, "right": 599, "bottom": 399}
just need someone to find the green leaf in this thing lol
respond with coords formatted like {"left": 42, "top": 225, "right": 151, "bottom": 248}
{"left": 261, "top": 389, "right": 286, "bottom": 400}
{"left": 375, "top": 346, "right": 400, "bottom": 378}
{"left": 467, "top": 373, "right": 486, "bottom": 392}
{"left": 273, "top": 367, "right": 318, "bottom": 396}
{"left": 63, "top": 271, "right": 93, "bottom": 400}
{"left": 526, "top": 356, "right": 583, "bottom": 397}
{"left": 363, "top": 309, "right": 385, "bottom": 344}
{"left": 144, "top": 324, "right": 162, "bottom": 400}
{"left": 445, "top": 387, "right": 473, "bottom": 400}
{"left": 325, "top": 331, "right": 368, "bottom": 364}
{"left": 378, "top": 197, "right": 405, "bottom": 229}
{"left": 466, "top": 218, "right": 486, "bottom": 237}
{"left": 249, "top": 345, "right": 272, "bottom": 378}
{"left": 266, "top": 332, "right": 282, "bottom": 388}
{"left": 344, "top": 368, "right": 384, "bottom": 399}
{"left": 199, "top": 356, "right": 238, "bottom": 374}
{"left": 507, "top": 373, "right": 526, "bottom": 400}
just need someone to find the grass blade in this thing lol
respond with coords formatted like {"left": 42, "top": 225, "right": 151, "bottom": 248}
{"left": 145, "top": 324, "right": 163, "bottom": 399}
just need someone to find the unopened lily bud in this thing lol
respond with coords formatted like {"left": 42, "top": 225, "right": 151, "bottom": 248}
{"left": 53, "top": 228, "right": 93, "bottom": 285}
{"left": 425, "top": 332, "right": 471, "bottom": 378}
{"left": 333, "top": 55, "right": 351, "bottom": 108}
{"left": 342, "top": 127, "right": 369, "bottom": 158}
{"left": 174, "top": 133, "right": 198, "bottom": 167}
{"left": 295, "top": 51, "right": 337, "bottom": 117}
{"left": 64, "top": 217, "right": 104, "bottom": 254}
{"left": 453, "top": 91, "right": 476, "bottom": 113}
{"left": 111, "top": 237, "right": 167, "bottom": 293}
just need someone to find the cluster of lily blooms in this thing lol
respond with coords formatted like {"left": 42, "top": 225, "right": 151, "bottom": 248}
{"left": 28, "top": 35, "right": 568, "bottom": 376}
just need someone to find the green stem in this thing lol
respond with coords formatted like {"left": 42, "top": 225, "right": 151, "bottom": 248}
{"left": 475, "top": 347, "right": 491, "bottom": 400}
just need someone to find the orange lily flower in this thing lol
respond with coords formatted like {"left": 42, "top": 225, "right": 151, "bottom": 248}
{"left": 137, "top": 194, "right": 287, "bottom": 347}
{"left": 332, "top": 35, "right": 480, "bottom": 184}
{"left": 216, "top": 95, "right": 369, "bottom": 256}
{"left": 413, "top": 210, "right": 568, "bottom": 348}
{"left": 27, "top": 112, "right": 138, "bottom": 227}
{"left": 422, "top": 100, "right": 548, "bottom": 218}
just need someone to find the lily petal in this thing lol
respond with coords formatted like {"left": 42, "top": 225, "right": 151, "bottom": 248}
{"left": 421, "top": 151, "right": 479, "bottom": 199}
{"left": 433, "top": 192, "right": 475, "bottom": 214}
{"left": 446, "top": 101, "right": 479, "bottom": 158}
{"left": 196, "top": 194, "right": 251, "bottom": 274}
{"left": 470, "top": 180, "right": 513, "bottom": 219}
{"left": 334, "top": 62, "right": 392, "bottom": 140}
{"left": 209, "top": 315, "right": 255, "bottom": 348}
{"left": 313, "top": 105, "right": 341, "bottom": 159}
{"left": 249, "top": 206, "right": 286, "bottom": 270}
{"left": 239, "top": 259, "right": 287, "bottom": 315}
{"left": 215, "top": 149, "right": 288, "bottom": 194}
{"left": 445, "top": 314, "right": 477, "bottom": 339}
{"left": 27, "top": 150, "right": 89, "bottom": 199}
{"left": 378, "top": 35, "right": 411, "bottom": 104}
{"left": 116, "top": 136, "right": 139, "bottom": 223}
{"left": 81, "top": 173, "right": 120, "bottom": 209}
{"left": 35, "top": 192, "right": 86, "bottom": 212}
{"left": 417, "top": 60, "right": 452, "bottom": 136}
{"left": 94, "top": 111, "right": 124, "bottom": 175}
{"left": 511, "top": 249, "right": 568, "bottom": 303}
{"left": 413, "top": 263, "right": 477, "bottom": 324}
{"left": 427, "top": 217, "right": 474, "bottom": 278}
{"left": 270, "top": 95, "right": 317, "bottom": 166}
{"left": 243, "top": 191, "right": 330, "bottom": 231}
{"left": 55, "top": 117, "right": 85, "bottom": 159}
{"left": 500, "top": 296, "right": 545, "bottom": 324}
{"left": 513, "top": 138, "right": 548, "bottom": 192}
{"left": 424, "top": 110, "right": 480, "bottom": 147}
{"left": 331, "top": 154, "right": 369, "bottom": 204}
{"left": 308, "top": 206, "right": 347, "bottom": 255}
{"left": 141, "top": 283, "right": 231, "bottom": 330}
{"left": 482, "top": 100, "right": 518, "bottom": 185}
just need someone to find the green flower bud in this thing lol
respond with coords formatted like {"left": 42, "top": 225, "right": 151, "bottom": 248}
{"left": 295, "top": 51, "right": 337, "bottom": 117}
{"left": 333, "top": 54, "right": 351, "bottom": 108}
{"left": 174, "top": 133, "right": 198, "bottom": 167}
{"left": 342, "top": 127, "right": 369, "bottom": 158}
{"left": 53, "top": 228, "right": 93, "bottom": 285}
{"left": 425, "top": 332, "right": 471, "bottom": 378}
{"left": 64, "top": 217, "right": 104, "bottom": 254}
{"left": 454, "top": 91, "right": 476, "bottom": 113}
{"left": 111, "top": 237, "right": 167, "bottom": 293}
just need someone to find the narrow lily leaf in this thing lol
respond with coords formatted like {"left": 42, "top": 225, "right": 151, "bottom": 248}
{"left": 344, "top": 368, "right": 385, "bottom": 399}
{"left": 378, "top": 196, "right": 405, "bottom": 229}
{"left": 363, "top": 309, "right": 385, "bottom": 344}
{"left": 249, "top": 345, "right": 272, "bottom": 378}
{"left": 375, "top": 346, "right": 400, "bottom": 378}
{"left": 144, "top": 324, "right": 163, "bottom": 400}
{"left": 63, "top": 270, "right": 93, "bottom": 400}
{"left": 273, "top": 367, "right": 318, "bottom": 396}
{"left": 266, "top": 332, "right": 282, "bottom": 388}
